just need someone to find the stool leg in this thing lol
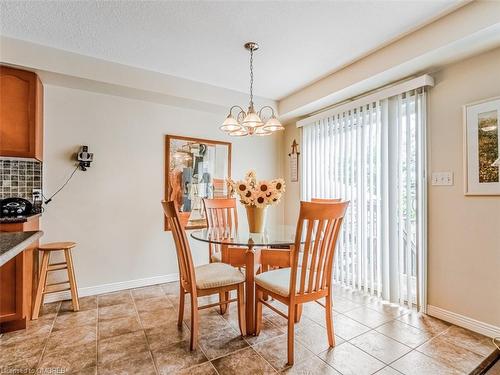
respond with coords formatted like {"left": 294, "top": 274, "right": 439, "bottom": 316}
{"left": 32, "top": 251, "right": 50, "bottom": 320}
{"left": 64, "top": 249, "right": 80, "bottom": 311}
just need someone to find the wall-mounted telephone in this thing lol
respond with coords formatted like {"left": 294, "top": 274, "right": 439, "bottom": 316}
{"left": 1, "top": 197, "right": 33, "bottom": 217}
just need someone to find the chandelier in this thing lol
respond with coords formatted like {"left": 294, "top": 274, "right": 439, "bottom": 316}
{"left": 220, "top": 42, "right": 284, "bottom": 137}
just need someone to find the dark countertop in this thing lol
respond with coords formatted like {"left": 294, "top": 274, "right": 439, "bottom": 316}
{"left": 0, "top": 230, "right": 43, "bottom": 267}
{"left": 0, "top": 213, "right": 42, "bottom": 224}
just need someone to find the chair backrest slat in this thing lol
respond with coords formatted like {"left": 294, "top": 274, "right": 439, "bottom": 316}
{"left": 203, "top": 198, "right": 239, "bottom": 259}
{"left": 315, "top": 219, "right": 334, "bottom": 291}
{"left": 308, "top": 219, "right": 327, "bottom": 293}
{"left": 298, "top": 219, "right": 314, "bottom": 294}
{"left": 290, "top": 201, "right": 349, "bottom": 299}
{"left": 162, "top": 201, "right": 197, "bottom": 295}
{"left": 203, "top": 198, "right": 239, "bottom": 229}
{"left": 322, "top": 218, "right": 344, "bottom": 289}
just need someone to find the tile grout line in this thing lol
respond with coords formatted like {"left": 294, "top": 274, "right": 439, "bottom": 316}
{"left": 252, "top": 303, "right": 321, "bottom": 373}
{"left": 372, "top": 318, "right": 440, "bottom": 349}
{"left": 340, "top": 317, "right": 416, "bottom": 372}
{"left": 306, "top": 308, "right": 412, "bottom": 374}
{"left": 193, "top": 302, "right": 278, "bottom": 373}
{"left": 207, "top": 361, "right": 221, "bottom": 375}
{"left": 407, "top": 325, "right": 483, "bottom": 374}
{"left": 35, "top": 301, "right": 61, "bottom": 372}
{"left": 166, "top": 286, "right": 217, "bottom": 374}
{"left": 6, "top": 283, "right": 491, "bottom": 375}
{"left": 363, "top": 320, "right": 478, "bottom": 374}
{"left": 130, "top": 289, "right": 161, "bottom": 375}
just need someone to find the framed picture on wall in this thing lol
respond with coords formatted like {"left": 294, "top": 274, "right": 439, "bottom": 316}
{"left": 164, "top": 135, "right": 232, "bottom": 230}
{"left": 463, "top": 96, "right": 500, "bottom": 195}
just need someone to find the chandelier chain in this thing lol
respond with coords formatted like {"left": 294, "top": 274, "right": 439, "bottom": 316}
{"left": 249, "top": 47, "right": 254, "bottom": 107}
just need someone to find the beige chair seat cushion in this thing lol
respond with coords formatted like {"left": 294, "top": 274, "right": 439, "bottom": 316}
{"left": 255, "top": 268, "right": 292, "bottom": 297}
{"left": 195, "top": 263, "right": 245, "bottom": 290}
{"left": 255, "top": 267, "right": 316, "bottom": 297}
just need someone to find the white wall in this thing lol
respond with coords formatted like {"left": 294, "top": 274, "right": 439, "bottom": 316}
{"left": 282, "top": 121, "right": 301, "bottom": 227}
{"left": 427, "top": 47, "right": 500, "bottom": 327}
{"left": 42, "top": 85, "right": 282, "bottom": 290}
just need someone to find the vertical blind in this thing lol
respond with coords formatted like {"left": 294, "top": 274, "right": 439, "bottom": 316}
{"left": 301, "top": 89, "right": 427, "bottom": 309}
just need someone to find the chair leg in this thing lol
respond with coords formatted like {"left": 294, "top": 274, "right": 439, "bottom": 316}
{"left": 287, "top": 303, "right": 296, "bottom": 366}
{"left": 178, "top": 287, "right": 185, "bottom": 327}
{"left": 236, "top": 283, "right": 246, "bottom": 336}
{"left": 64, "top": 249, "right": 80, "bottom": 312}
{"left": 219, "top": 291, "right": 229, "bottom": 314}
{"left": 294, "top": 304, "right": 303, "bottom": 323}
{"left": 32, "top": 251, "right": 50, "bottom": 320}
{"left": 189, "top": 294, "right": 199, "bottom": 351}
{"left": 255, "top": 288, "right": 263, "bottom": 336}
{"left": 325, "top": 294, "right": 335, "bottom": 347}
{"left": 261, "top": 264, "right": 271, "bottom": 301}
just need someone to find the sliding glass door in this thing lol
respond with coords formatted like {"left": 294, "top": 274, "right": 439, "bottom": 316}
{"left": 301, "top": 88, "right": 427, "bottom": 310}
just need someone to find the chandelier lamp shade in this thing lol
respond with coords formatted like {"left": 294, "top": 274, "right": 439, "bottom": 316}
{"left": 220, "top": 42, "right": 284, "bottom": 137}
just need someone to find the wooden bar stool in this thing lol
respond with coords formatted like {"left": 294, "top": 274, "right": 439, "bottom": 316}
{"left": 32, "top": 242, "right": 79, "bottom": 320}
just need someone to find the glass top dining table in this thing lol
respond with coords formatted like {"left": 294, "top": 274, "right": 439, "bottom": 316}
{"left": 190, "top": 225, "right": 298, "bottom": 335}
{"left": 190, "top": 225, "right": 297, "bottom": 247}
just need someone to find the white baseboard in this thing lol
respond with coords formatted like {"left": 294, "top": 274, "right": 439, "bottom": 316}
{"left": 43, "top": 273, "right": 179, "bottom": 304}
{"left": 427, "top": 305, "right": 500, "bottom": 338}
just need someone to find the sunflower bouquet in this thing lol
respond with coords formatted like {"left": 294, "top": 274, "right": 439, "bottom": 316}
{"left": 227, "top": 170, "right": 286, "bottom": 208}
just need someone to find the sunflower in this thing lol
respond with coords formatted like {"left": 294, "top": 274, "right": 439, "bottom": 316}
{"left": 266, "top": 189, "right": 280, "bottom": 203}
{"left": 228, "top": 171, "right": 285, "bottom": 208}
{"left": 254, "top": 192, "right": 268, "bottom": 208}
{"left": 257, "top": 180, "right": 271, "bottom": 195}
{"left": 235, "top": 180, "right": 250, "bottom": 197}
{"left": 271, "top": 178, "right": 286, "bottom": 193}
{"left": 242, "top": 189, "right": 257, "bottom": 206}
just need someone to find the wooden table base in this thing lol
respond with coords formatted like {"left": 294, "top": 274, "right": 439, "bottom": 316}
{"left": 221, "top": 245, "right": 292, "bottom": 335}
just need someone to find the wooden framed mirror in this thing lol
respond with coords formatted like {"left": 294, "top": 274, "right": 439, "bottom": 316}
{"left": 164, "top": 135, "right": 232, "bottom": 230}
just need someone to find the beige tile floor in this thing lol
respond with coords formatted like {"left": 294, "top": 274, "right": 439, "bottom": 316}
{"left": 0, "top": 282, "right": 497, "bottom": 375}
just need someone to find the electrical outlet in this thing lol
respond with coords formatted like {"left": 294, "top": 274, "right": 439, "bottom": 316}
{"left": 431, "top": 172, "right": 453, "bottom": 186}
{"left": 32, "top": 188, "right": 42, "bottom": 201}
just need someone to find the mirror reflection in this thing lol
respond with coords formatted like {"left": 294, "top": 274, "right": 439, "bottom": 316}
{"left": 165, "top": 135, "right": 231, "bottom": 230}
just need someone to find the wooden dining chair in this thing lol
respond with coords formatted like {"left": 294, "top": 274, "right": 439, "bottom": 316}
{"left": 254, "top": 200, "right": 349, "bottom": 365}
{"left": 280, "top": 198, "right": 341, "bottom": 323}
{"left": 162, "top": 201, "right": 246, "bottom": 350}
{"left": 203, "top": 197, "right": 247, "bottom": 314}
{"left": 202, "top": 198, "right": 239, "bottom": 264}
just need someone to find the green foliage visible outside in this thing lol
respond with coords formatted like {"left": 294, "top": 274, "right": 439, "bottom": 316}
{"left": 477, "top": 110, "right": 499, "bottom": 183}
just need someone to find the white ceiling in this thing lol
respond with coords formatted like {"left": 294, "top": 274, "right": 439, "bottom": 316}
{"left": 0, "top": 1, "right": 461, "bottom": 100}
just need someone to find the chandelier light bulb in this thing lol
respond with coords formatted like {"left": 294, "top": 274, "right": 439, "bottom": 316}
{"left": 229, "top": 128, "right": 249, "bottom": 137}
{"left": 255, "top": 126, "right": 272, "bottom": 136}
{"left": 242, "top": 108, "right": 263, "bottom": 128}
{"left": 220, "top": 114, "right": 241, "bottom": 132}
{"left": 263, "top": 116, "right": 284, "bottom": 132}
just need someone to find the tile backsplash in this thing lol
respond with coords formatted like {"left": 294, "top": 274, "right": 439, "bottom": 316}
{"left": 0, "top": 159, "right": 42, "bottom": 201}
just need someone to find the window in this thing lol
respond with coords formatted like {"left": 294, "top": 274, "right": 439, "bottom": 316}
{"left": 301, "top": 87, "right": 427, "bottom": 310}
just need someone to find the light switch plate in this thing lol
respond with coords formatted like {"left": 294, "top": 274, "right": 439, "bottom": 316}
{"left": 431, "top": 172, "right": 454, "bottom": 186}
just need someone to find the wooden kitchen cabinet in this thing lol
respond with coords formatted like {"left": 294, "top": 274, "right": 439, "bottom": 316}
{"left": 0, "top": 253, "right": 26, "bottom": 331}
{"left": 0, "top": 217, "right": 40, "bottom": 332}
{"left": 0, "top": 66, "right": 43, "bottom": 160}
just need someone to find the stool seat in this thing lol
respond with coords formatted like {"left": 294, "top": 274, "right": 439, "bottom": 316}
{"left": 38, "top": 242, "right": 77, "bottom": 251}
